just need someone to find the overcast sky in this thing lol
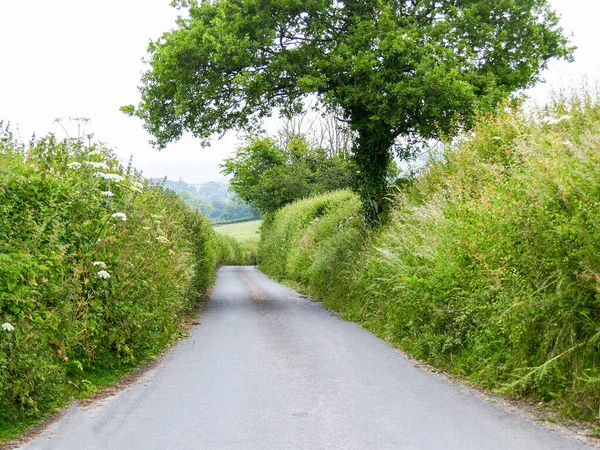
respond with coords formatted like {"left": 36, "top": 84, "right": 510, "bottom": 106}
{"left": 1, "top": 0, "right": 599, "bottom": 183}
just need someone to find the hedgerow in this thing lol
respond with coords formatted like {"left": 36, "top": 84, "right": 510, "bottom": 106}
{"left": 0, "top": 125, "right": 218, "bottom": 439}
{"left": 259, "top": 190, "right": 365, "bottom": 302}
{"left": 215, "top": 233, "right": 258, "bottom": 265}
{"left": 258, "top": 89, "right": 600, "bottom": 422}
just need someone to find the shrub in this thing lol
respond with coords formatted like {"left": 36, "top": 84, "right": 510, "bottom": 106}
{"left": 215, "top": 233, "right": 258, "bottom": 265}
{"left": 259, "top": 190, "right": 365, "bottom": 304}
{"left": 0, "top": 125, "right": 217, "bottom": 436}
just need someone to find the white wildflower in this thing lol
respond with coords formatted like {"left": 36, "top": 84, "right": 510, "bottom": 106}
{"left": 143, "top": 227, "right": 151, "bottom": 231}
{"left": 168, "top": 249, "right": 175, "bottom": 255}
{"left": 491, "top": 136, "right": 502, "bottom": 141}
{"left": 84, "top": 161, "right": 110, "bottom": 170}
{"left": 563, "top": 140, "right": 574, "bottom": 149}
{"left": 558, "top": 115, "right": 572, "bottom": 123}
{"left": 96, "top": 270, "right": 111, "bottom": 279}
{"left": 1, "top": 323, "right": 15, "bottom": 332}
{"left": 92, "top": 261, "right": 107, "bottom": 269}
{"left": 107, "top": 173, "right": 124, "bottom": 182}
{"left": 131, "top": 181, "right": 144, "bottom": 190}
{"left": 130, "top": 187, "right": 142, "bottom": 194}
{"left": 95, "top": 172, "right": 124, "bottom": 182}
{"left": 539, "top": 115, "right": 569, "bottom": 126}
{"left": 111, "top": 212, "right": 127, "bottom": 222}
{"left": 101, "top": 191, "right": 114, "bottom": 197}
{"left": 540, "top": 116, "right": 559, "bottom": 125}
{"left": 67, "top": 162, "right": 82, "bottom": 169}
{"left": 88, "top": 149, "right": 104, "bottom": 157}
{"left": 156, "top": 235, "right": 170, "bottom": 244}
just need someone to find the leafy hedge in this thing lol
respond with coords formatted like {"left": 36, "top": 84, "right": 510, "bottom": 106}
{"left": 259, "top": 190, "right": 364, "bottom": 297}
{"left": 0, "top": 125, "right": 218, "bottom": 438}
{"left": 215, "top": 233, "right": 258, "bottom": 265}
{"left": 259, "top": 91, "right": 600, "bottom": 421}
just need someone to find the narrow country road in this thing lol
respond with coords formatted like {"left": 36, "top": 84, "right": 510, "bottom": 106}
{"left": 20, "top": 266, "right": 588, "bottom": 450}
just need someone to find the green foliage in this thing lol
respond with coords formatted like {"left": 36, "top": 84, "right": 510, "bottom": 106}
{"left": 127, "top": 0, "right": 572, "bottom": 220}
{"left": 259, "top": 190, "right": 365, "bottom": 293}
{"left": 221, "top": 135, "right": 355, "bottom": 214}
{"left": 214, "top": 220, "right": 261, "bottom": 265}
{"left": 0, "top": 125, "right": 218, "bottom": 440}
{"left": 214, "top": 233, "right": 258, "bottom": 266}
{"left": 258, "top": 90, "right": 600, "bottom": 422}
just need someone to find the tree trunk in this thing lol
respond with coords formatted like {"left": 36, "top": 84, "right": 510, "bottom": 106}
{"left": 352, "top": 124, "right": 395, "bottom": 224}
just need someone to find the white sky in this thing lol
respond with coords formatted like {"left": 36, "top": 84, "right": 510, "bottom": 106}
{"left": 1, "top": 0, "right": 599, "bottom": 183}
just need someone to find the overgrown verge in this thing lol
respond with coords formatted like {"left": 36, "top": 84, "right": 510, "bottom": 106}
{"left": 259, "top": 90, "right": 600, "bottom": 423}
{"left": 0, "top": 126, "right": 218, "bottom": 441}
{"left": 215, "top": 233, "right": 258, "bottom": 265}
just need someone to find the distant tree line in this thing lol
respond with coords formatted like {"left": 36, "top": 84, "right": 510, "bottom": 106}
{"left": 151, "top": 179, "right": 261, "bottom": 223}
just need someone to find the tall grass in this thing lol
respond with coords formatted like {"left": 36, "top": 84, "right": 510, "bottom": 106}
{"left": 0, "top": 126, "right": 218, "bottom": 439}
{"left": 259, "top": 89, "right": 600, "bottom": 421}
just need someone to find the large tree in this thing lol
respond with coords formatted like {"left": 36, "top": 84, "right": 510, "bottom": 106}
{"left": 125, "top": 0, "right": 572, "bottom": 221}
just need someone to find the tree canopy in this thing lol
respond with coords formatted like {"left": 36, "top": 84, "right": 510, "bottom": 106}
{"left": 125, "top": 0, "right": 573, "bottom": 220}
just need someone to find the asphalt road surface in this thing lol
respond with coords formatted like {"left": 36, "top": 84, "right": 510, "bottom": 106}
{"left": 20, "top": 266, "right": 588, "bottom": 450}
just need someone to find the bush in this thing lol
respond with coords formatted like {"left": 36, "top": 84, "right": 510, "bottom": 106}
{"left": 0, "top": 125, "right": 217, "bottom": 437}
{"left": 215, "top": 233, "right": 258, "bottom": 265}
{"left": 258, "top": 89, "right": 600, "bottom": 421}
{"left": 259, "top": 190, "right": 365, "bottom": 304}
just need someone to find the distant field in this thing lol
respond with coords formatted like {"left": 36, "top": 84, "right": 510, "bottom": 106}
{"left": 214, "top": 220, "right": 262, "bottom": 241}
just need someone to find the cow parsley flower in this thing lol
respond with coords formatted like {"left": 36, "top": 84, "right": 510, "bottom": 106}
{"left": 540, "top": 115, "right": 570, "bottom": 126}
{"left": 111, "top": 212, "right": 127, "bottom": 222}
{"left": 101, "top": 191, "right": 114, "bottom": 197}
{"left": 131, "top": 181, "right": 144, "bottom": 190}
{"left": 95, "top": 172, "right": 124, "bottom": 182}
{"left": 96, "top": 270, "right": 111, "bottom": 279}
{"left": 108, "top": 174, "right": 123, "bottom": 182}
{"left": 67, "top": 162, "right": 82, "bottom": 169}
{"left": 1, "top": 323, "right": 14, "bottom": 332}
{"left": 558, "top": 115, "right": 572, "bottom": 123}
{"left": 156, "top": 235, "right": 170, "bottom": 244}
{"left": 84, "top": 161, "right": 110, "bottom": 170}
{"left": 540, "top": 116, "right": 560, "bottom": 126}
{"left": 92, "top": 261, "right": 107, "bottom": 269}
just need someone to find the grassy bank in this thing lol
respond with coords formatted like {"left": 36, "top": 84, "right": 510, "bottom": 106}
{"left": 0, "top": 126, "right": 219, "bottom": 441}
{"left": 259, "top": 91, "right": 600, "bottom": 422}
